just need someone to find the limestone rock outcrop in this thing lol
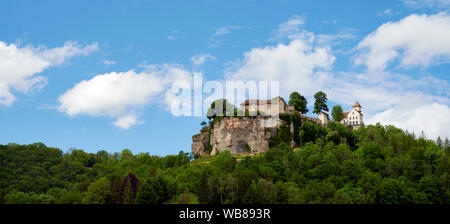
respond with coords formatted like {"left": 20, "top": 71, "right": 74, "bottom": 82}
{"left": 191, "top": 116, "right": 291, "bottom": 156}
{"left": 191, "top": 127, "right": 210, "bottom": 156}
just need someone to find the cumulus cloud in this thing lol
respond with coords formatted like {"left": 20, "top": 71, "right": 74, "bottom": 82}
{"left": 58, "top": 64, "right": 191, "bottom": 129}
{"left": 58, "top": 70, "right": 164, "bottom": 117}
{"left": 0, "top": 41, "right": 98, "bottom": 106}
{"left": 226, "top": 31, "right": 335, "bottom": 96}
{"left": 112, "top": 113, "right": 144, "bottom": 130}
{"left": 367, "top": 101, "right": 450, "bottom": 139}
{"left": 355, "top": 13, "right": 450, "bottom": 71}
{"left": 191, "top": 53, "right": 216, "bottom": 67}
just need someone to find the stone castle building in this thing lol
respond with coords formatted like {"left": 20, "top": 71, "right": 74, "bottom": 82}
{"left": 240, "top": 97, "right": 295, "bottom": 116}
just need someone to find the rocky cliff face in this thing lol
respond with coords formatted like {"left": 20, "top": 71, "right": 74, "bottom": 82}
{"left": 191, "top": 127, "right": 210, "bottom": 156}
{"left": 191, "top": 116, "right": 291, "bottom": 156}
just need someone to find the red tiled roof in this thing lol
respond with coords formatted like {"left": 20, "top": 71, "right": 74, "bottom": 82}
{"left": 343, "top": 112, "right": 349, "bottom": 118}
{"left": 343, "top": 107, "right": 363, "bottom": 118}
{"left": 353, "top": 101, "right": 361, "bottom": 107}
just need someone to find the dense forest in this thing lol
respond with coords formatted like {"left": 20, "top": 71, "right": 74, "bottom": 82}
{"left": 1, "top": 121, "right": 449, "bottom": 204}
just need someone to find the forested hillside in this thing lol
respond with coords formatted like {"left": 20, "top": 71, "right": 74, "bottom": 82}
{"left": 1, "top": 122, "right": 449, "bottom": 204}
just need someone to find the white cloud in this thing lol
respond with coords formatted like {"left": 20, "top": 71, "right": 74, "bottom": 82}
{"left": 270, "top": 14, "right": 305, "bottom": 41}
{"left": 367, "top": 102, "right": 450, "bottom": 139}
{"left": 58, "top": 64, "right": 192, "bottom": 129}
{"left": 58, "top": 70, "right": 164, "bottom": 117}
{"left": 0, "top": 41, "right": 98, "bottom": 106}
{"left": 191, "top": 53, "right": 216, "bottom": 67}
{"left": 40, "top": 41, "right": 99, "bottom": 66}
{"left": 112, "top": 113, "right": 144, "bottom": 130}
{"left": 226, "top": 31, "right": 335, "bottom": 96}
{"left": 355, "top": 13, "right": 450, "bottom": 71}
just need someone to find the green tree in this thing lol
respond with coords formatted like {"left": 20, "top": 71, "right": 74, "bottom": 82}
{"left": 212, "top": 151, "right": 237, "bottom": 174}
{"left": 418, "top": 176, "right": 441, "bottom": 204}
{"left": 4, "top": 191, "right": 31, "bottom": 204}
{"left": 81, "top": 177, "right": 111, "bottom": 204}
{"left": 121, "top": 173, "right": 140, "bottom": 204}
{"left": 275, "top": 182, "right": 301, "bottom": 204}
{"left": 331, "top": 105, "right": 344, "bottom": 122}
{"left": 299, "top": 121, "right": 327, "bottom": 145}
{"left": 288, "top": 92, "right": 308, "bottom": 114}
{"left": 378, "top": 178, "right": 406, "bottom": 204}
{"left": 55, "top": 190, "right": 83, "bottom": 204}
{"left": 198, "top": 171, "right": 210, "bottom": 204}
{"left": 331, "top": 185, "right": 360, "bottom": 204}
{"left": 206, "top": 99, "right": 236, "bottom": 120}
{"left": 313, "top": 91, "right": 329, "bottom": 114}
{"left": 135, "top": 181, "right": 158, "bottom": 204}
{"left": 242, "top": 179, "right": 276, "bottom": 204}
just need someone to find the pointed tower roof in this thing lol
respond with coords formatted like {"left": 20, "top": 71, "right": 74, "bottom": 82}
{"left": 353, "top": 101, "right": 361, "bottom": 107}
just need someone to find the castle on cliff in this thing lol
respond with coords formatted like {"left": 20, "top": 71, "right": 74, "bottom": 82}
{"left": 192, "top": 97, "right": 364, "bottom": 157}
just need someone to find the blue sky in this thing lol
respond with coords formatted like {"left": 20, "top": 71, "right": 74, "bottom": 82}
{"left": 1, "top": 0, "right": 449, "bottom": 155}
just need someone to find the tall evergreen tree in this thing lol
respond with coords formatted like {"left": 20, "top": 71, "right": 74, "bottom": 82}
{"left": 313, "top": 91, "right": 329, "bottom": 114}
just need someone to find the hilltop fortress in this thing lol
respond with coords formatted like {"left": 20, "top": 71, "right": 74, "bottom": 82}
{"left": 192, "top": 97, "right": 363, "bottom": 157}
